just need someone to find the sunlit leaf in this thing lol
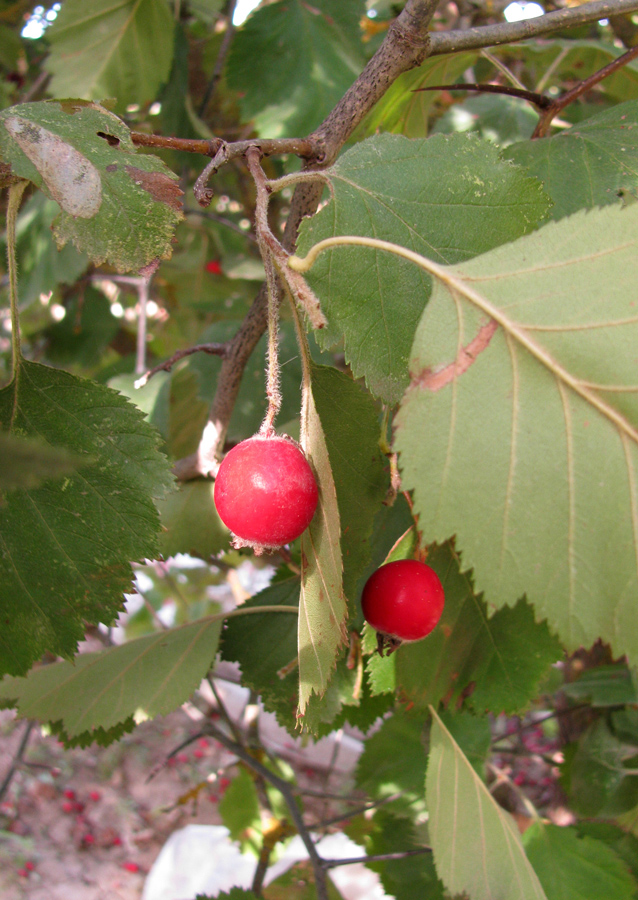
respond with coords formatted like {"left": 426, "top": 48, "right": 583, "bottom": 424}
{"left": 396, "top": 202, "right": 638, "bottom": 665}
{"left": 427, "top": 706, "right": 547, "bottom": 900}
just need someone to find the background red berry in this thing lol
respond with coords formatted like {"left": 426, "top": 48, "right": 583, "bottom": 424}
{"left": 361, "top": 559, "right": 444, "bottom": 644}
{"left": 214, "top": 436, "right": 318, "bottom": 550}
{"left": 205, "top": 259, "right": 223, "bottom": 275}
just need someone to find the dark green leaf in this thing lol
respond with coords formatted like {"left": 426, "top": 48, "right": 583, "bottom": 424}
{"left": 505, "top": 102, "right": 638, "bottom": 220}
{"left": 364, "top": 810, "right": 444, "bottom": 900}
{"left": 226, "top": 0, "right": 365, "bottom": 138}
{"left": 0, "top": 360, "right": 174, "bottom": 676}
{"left": 298, "top": 133, "right": 551, "bottom": 402}
{"left": 0, "top": 101, "right": 183, "bottom": 272}
{"left": 157, "top": 481, "right": 229, "bottom": 559}
{"left": 523, "top": 823, "right": 637, "bottom": 900}
{"left": 0, "top": 430, "right": 84, "bottom": 491}
{"left": 567, "top": 718, "right": 638, "bottom": 817}
{"left": 220, "top": 577, "right": 300, "bottom": 733}
{"left": 562, "top": 664, "right": 638, "bottom": 706}
{"left": 433, "top": 93, "right": 538, "bottom": 146}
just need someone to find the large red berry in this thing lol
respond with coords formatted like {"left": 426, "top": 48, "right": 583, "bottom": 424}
{"left": 214, "top": 436, "right": 318, "bottom": 551}
{"left": 361, "top": 559, "right": 444, "bottom": 654}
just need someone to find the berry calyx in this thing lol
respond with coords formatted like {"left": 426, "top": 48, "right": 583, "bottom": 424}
{"left": 361, "top": 559, "right": 444, "bottom": 655}
{"left": 214, "top": 435, "right": 318, "bottom": 553}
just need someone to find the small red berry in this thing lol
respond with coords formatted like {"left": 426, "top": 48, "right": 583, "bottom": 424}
{"left": 361, "top": 559, "right": 444, "bottom": 654}
{"left": 25, "top": 862, "right": 35, "bottom": 872}
{"left": 122, "top": 861, "right": 140, "bottom": 873}
{"left": 214, "top": 436, "right": 318, "bottom": 552}
{"left": 17, "top": 868, "right": 28, "bottom": 878}
{"left": 63, "top": 789, "right": 76, "bottom": 800}
{"left": 89, "top": 791, "right": 101, "bottom": 802}
{"left": 205, "top": 260, "right": 223, "bottom": 275}
{"left": 61, "top": 801, "right": 75, "bottom": 814}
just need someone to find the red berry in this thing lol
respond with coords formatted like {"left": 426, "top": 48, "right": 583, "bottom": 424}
{"left": 205, "top": 260, "right": 223, "bottom": 275}
{"left": 17, "top": 868, "right": 28, "bottom": 878}
{"left": 89, "top": 791, "right": 101, "bottom": 802}
{"left": 361, "top": 559, "right": 444, "bottom": 654}
{"left": 63, "top": 789, "right": 76, "bottom": 800}
{"left": 214, "top": 436, "right": 318, "bottom": 551}
{"left": 61, "top": 801, "right": 75, "bottom": 814}
{"left": 25, "top": 861, "right": 35, "bottom": 872}
{"left": 123, "top": 861, "right": 140, "bottom": 873}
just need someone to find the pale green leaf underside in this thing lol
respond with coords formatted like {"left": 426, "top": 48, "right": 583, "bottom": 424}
{"left": 298, "top": 385, "right": 347, "bottom": 715}
{"left": 427, "top": 707, "right": 548, "bottom": 900}
{"left": 395, "top": 202, "right": 638, "bottom": 664}
{"left": 0, "top": 101, "right": 183, "bottom": 272}
{"left": 0, "top": 614, "right": 222, "bottom": 737}
{"left": 298, "top": 132, "right": 550, "bottom": 403}
{"left": 44, "top": 0, "right": 175, "bottom": 111}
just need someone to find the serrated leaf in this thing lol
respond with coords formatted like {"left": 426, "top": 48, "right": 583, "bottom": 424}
{"left": 298, "top": 380, "right": 347, "bottom": 716}
{"left": 157, "top": 481, "right": 229, "bottom": 559}
{"left": 562, "top": 664, "right": 638, "bottom": 706}
{"left": 0, "top": 101, "right": 183, "bottom": 272}
{"left": 380, "top": 544, "right": 562, "bottom": 714}
{"left": 0, "top": 430, "right": 84, "bottom": 491}
{"left": 297, "top": 133, "right": 551, "bottom": 403}
{"left": 226, "top": 0, "right": 365, "bottom": 138}
{"left": 568, "top": 718, "right": 638, "bottom": 817}
{"left": 395, "top": 202, "right": 638, "bottom": 666}
{"left": 505, "top": 101, "right": 638, "bottom": 220}
{"left": 364, "top": 810, "right": 445, "bottom": 900}
{"left": 220, "top": 577, "right": 300, "bottom": 734}
{"left": 50, "top": 716, "right": 136, "bottom": 749}
{"left": 0, "top": 360, "right": 174, "bottom": 676}
{"left": 0, "top": 613, "right": 223, "bottom": 737}
{"left": 575, "top": 823, "right": 638, "bottom": 884}
{"left": 523, "top": 822, "right": 637, "bottom": 900}
{"left": 44, "top": 0, "right": 175, "bottom": 111}
{"left": 309, "top": 364, "right": 387, "bottom": 605}
{"left": 354, "top": 709, "right": 428, "bottom": 815}
{"left": 426, "top": 705, "right": 547, "bottom": 900}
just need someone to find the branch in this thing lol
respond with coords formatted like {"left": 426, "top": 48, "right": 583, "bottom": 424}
{"left": 320, "top": 847, "right": 433, "bottom": 869}
{"left": 134, "top": 342, "right": 229, "bottom": 388}
{"left": 174, "top": 0, "right": 440, "bottom": 479}
{"left": 428, "top": 0, "right": 638, "bottom": 55}
{"left": 0, "top": 720, "right": 35, "bottom": 803}
{"left": 414, "top": 81, "right": 552, "bottom": 108}
{"left": 206, "top": 723, "right": 331, "bottom": 900}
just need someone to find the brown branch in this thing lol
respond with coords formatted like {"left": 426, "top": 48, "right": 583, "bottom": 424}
{"left": 414, "top": 82, "right": 553, "bottom": 109}
{"left": 130, "top": 132, "right": 223, "bottom": 155}
{"left": 533, "top": 41, "right": 638, "bottom": 136}
{"left": 0, "top": 720, "right": 35, "bottom": 803}
{"left": 321, "top": 847, "right": 433, "bottom": 869}
{"left": 428, "top": 0, "right": 638, "bottom": 55}
{"left": 173, "top": 0, "right": 439, "bottom": 480}
{"left": 134, "top": 343, "right": 229, "bottom": 388}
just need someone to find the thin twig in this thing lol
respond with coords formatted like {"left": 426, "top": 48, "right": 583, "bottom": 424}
{"left": 533, "top": 41, "right": 638, "bottom": 136}
{"left": 198, "top": 0, "right": 239, "bottom": 119}
{"left": 135, "top": 276, "right": 149, "bottom": 375}
{"left": 134, "top": 342, "right": 229, "bottom": 388}
{"left": 206, "top": 675, "right": 243, "bottom": 744}
{"left": 320, "top": 847, "right": 432, "bottom": 869}
{"left": 310, "top": 792, "right": 407, "bottom": 830}
{"left": 413, "top": 82, "right": 552, "bottom": 109}
{"left": 428, "top": 0, "right": 638, "bottom": 55}
{"left": 205, "top": 723, "right": 330, "bottom": 900}
{"left": 0, "top": 720, "right": 35, "bottom": 803}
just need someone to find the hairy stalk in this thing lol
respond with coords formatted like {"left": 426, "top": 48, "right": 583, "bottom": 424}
{"left": 6, "top": 179, "right": 28, "bottom": 384}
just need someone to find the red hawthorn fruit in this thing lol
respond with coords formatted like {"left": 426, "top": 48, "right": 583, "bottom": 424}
{"left": 214, "top": 435, "right": 318, "bottom": 552}
{"left": 361, "top": 559, "right": 444, "bottom": 655}
{"left": 205, "top": 259, "right": 223, "bottom": 275}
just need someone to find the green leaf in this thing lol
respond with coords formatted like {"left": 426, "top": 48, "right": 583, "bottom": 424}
{"left": 505, "top": 102, "right": 638, "bottom": 220}
{"left": 220, "top": 576, "right": 300, "bottom": 733}
{"left": 562, "top": 664, "right": 638, "bottom": 706}
{"left": 575, "top": 823, "right": 638, "bottom": 884}
{"left": 0, "top": 430, "right": 84, "bottom": 491}
{"left": 426, "top": 706, "right": 547, "bottom": 900}
{"left": 49, "top": 716, "right": 136, "bottom": 749}
{"left": 354, "top": 709, "right": 428, "bottom": 816}
{"left": 157, "top": 481, "right": 229, "bottom": 559}
{"left": 364, "top": 810, "right": 444, "bottom": 900}
{"left": 395, "top": 202, "right": 638, "bottom": 666}
{"left": 298, "top": 380, "right": 347, "bottom": 716}
{"left": 0, "top": 360, "right": 174, "bottom": 676}
{"left": 45, "top": 286, "right": 119, "bottom": 368}
{"left": 523, "top": 822, "right": 637, "bottom": 900}
{"left": 309, "top": 364, "right": 387, "bottom": 606}
{"left": 387, "top": 544, "right": 562, "bottom": 715}
{"left": 433, "top": 93, "right": 539, "bottom": 146}
{"left": 437, "top": 708, "right": 492, "bottom": 779}
{"left": 218, "top": 768, "right": 261, "bottom": 847}
{"left": 567, "top": 718, "right": 638, "bottom": 817}
{"left": 0, "top": 613, "right": 223, "bottom": 737}
{"left": 360, "top": 52, "right": 478, "bottom": 138}
{"left": 44, "top": 0, "right": 175, "bottom": 111}
{"left": 0, "top": 101, "right": 183, "bottom": 272}
{"left": 108, "top": 371, "right": 171, "bottom": 442}
{"left": 297, "top": 133, "right": 551, "bottom": 403}
{"left": 226, "top": 0, "right": 365, "bottom": 138}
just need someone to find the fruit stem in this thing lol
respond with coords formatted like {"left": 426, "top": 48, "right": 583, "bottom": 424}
{"left": 6, "top": 179, "right": 28, "bottom": 384}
